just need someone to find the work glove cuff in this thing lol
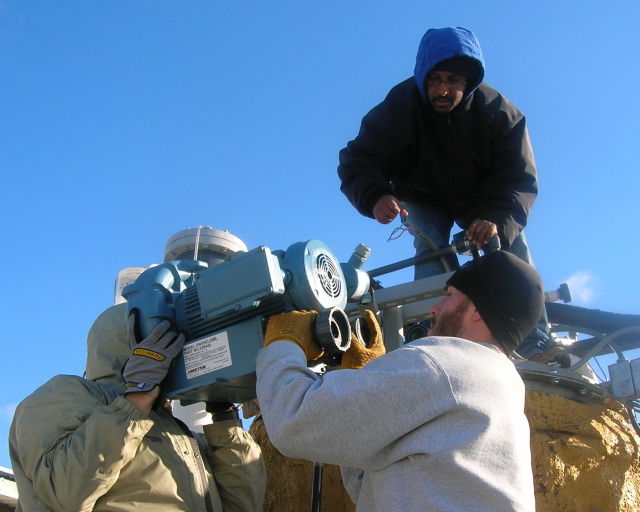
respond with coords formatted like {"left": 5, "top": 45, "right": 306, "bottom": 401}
{"left": 264, "top": 310, "right": 324, "bottom": 361}
{"left": 124, "top": 381, "right": 158, "bottom": 394}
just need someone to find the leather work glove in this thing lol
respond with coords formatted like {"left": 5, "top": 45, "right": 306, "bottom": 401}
{"left": 264, "top": 310, "right": 324, "bottom": 361}
{"left": 122, "top": 312, "right": 185, "bottom": 393}
{"left": 341, "top": 309, "right": 386, "bottom": 369}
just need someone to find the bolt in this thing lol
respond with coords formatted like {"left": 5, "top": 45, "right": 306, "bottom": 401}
{"left": 354, "top": 244, "right": 371, "bottom": 261}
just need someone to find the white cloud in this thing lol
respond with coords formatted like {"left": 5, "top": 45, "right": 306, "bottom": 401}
{"left": 565, "top": 271, "right": 598, "bottom": 304}
{"left": 0, "top": 404, "right": 17, "bottom": 423}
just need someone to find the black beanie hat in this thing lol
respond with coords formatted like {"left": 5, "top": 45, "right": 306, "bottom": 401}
{"left": 446, "top": 251, "right": 544, "bottom": 352}
{"left": 433, "top": 56, "right": 482, "bottom": 88}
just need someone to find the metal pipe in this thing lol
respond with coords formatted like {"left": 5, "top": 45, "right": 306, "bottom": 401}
{"left": 368, "top": 245, "right": 461, "bottom": 278}
{"left": 310, "top": 462, "right": 323, "bottom": 512}
{"left": 367, "top": 235, "right": 500, "bottom": 279}
{"left": 569, "top": 326, "right": 640, "bottom": 371}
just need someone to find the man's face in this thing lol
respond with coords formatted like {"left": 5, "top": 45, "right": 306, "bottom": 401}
{"left": 428, "top": 286, "right": 474, "bottom": 337}
{"left": 425, "top": 70, "right": 466, "bottom": 113}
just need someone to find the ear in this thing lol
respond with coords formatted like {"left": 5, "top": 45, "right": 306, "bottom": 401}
{"left": 469, "top": 307, "right": 483, "bottom": 323}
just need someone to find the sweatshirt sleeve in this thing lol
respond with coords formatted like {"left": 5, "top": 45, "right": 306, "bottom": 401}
{"left": 256, "top": 341, "right": 456, "bottom": 470}
{"left": 202, "top": 419, "right": 266, "bottom": 512}
{"left": 10, "top": 376, "right": 153, "bottom": 512}
{"left": 340, "top": 466, "right": 364, "bottom": 504}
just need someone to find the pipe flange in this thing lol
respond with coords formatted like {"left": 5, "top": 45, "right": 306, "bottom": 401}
{"left": 314, "top": 307, "right": 351, "bottom": 355}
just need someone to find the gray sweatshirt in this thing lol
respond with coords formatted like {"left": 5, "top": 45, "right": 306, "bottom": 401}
{"left": 256, "top": 336, "right": 535, "bottom": 512}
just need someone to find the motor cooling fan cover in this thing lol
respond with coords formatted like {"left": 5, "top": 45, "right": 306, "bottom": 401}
{"left": 282, "top": 240, "right": 348, "bottom": 311}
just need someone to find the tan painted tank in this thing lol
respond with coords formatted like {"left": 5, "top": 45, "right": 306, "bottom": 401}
{"left": 527, "top": 391, "right": 640, "bottom": 511}
{"left": 249, "top": 417, "right": 355, "bottom": 512}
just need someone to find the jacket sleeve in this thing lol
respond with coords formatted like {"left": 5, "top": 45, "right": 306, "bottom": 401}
{"left": 10, "top": 376, "right": 153, "bottom": 512}
{"left": 338, "top": 80, "right": 416, "bottom": 217}
{"left": 256, "top": 341, "right": 456, "bottom": 470}
{"left": 476, "top": 100, "right": 538, "bottom": 248}
{"left": 202, "top": 419, "right": 266, "bottom": 512}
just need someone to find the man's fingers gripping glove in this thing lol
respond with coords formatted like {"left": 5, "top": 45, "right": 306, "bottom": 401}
{"left": 264, "top": 310, "right": 324, "bottom": 361}
{"left": 528, "top": 346, "right": 572, "bottom": 368}
{"left": 122, "top": 313, "right": 186, "bottom": 393}
{"left": 341, "top": 310, "right": 386, "bottom": 369}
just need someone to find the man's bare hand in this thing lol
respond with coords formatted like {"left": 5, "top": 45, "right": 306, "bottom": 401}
{"left": 125, "top": 387, "right": 160, "bottom": 415}
{"left": 373, "top": 195, "right": 408, "bottom": 224}
{"left": 466, "top": 219, "right": 498, "bottom": 247}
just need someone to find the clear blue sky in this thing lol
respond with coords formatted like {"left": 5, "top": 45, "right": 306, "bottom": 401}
{"left": 1, "top": 1, "right": 639, "bottom": 467}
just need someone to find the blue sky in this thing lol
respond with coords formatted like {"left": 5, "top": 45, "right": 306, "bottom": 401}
{"left": 1, "top": 1, "right": 639, "bottom": 467}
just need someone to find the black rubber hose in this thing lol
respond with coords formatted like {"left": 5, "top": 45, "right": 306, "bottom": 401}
{"left": 546, "top": 302, "right": 640, "bottom": 333}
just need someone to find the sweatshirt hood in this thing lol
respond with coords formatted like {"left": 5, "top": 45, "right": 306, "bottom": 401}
{"left": 414, "top": 27, "right": 485, "bottom": 102}
{"left": 85, "top": 303, "right": 130, "bottom": 386}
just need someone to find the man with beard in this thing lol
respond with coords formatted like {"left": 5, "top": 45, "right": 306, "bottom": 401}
{"left": 337, "top": 26, "right": 551, "bottom": 358}
{"left": 256, "top": 251, "right": 542, "bottom": 511}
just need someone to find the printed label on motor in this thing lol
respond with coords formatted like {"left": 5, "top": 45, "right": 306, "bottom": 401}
{"left": 183, "top": 331, "right": 232, "bottom": 380}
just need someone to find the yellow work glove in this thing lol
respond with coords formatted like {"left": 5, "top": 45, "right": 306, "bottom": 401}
{"left": 264, "top": 310, "right": 324, "bottom": 361}
{"left": 341, "top": 309, "right": 386, "bottom": 369}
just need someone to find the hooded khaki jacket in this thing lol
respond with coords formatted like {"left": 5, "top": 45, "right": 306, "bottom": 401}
{"left": 9, "top": 304, "right": 265, "bottom": 511}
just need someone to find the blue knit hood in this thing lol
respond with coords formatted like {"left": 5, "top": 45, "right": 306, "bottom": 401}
{"left": 414, "top": 27, "right": 485, "bottom": 102}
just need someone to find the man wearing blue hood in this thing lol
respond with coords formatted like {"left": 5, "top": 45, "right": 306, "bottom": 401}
{"left": 338, "top": 27, "right": 549, "bottom": 357}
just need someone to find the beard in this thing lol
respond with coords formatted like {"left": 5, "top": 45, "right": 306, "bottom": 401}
{"left": 428, "top": 300, "right": 471, "bottom": 338}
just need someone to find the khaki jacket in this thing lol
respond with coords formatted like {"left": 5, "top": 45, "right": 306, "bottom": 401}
{"left": 9, "top": 304, "right": 265, "bottom": 511}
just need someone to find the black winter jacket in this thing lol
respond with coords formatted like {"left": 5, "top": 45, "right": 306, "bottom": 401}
{"left": 338, "top": 78, "right": 538, "bottom": 248}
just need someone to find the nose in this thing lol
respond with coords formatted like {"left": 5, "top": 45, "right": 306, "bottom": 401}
{"left": 430, "top": 297, "right": 444, "bottom": 317}
{"left": 435, "top": 81, "right": 449, "bottom": 95}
